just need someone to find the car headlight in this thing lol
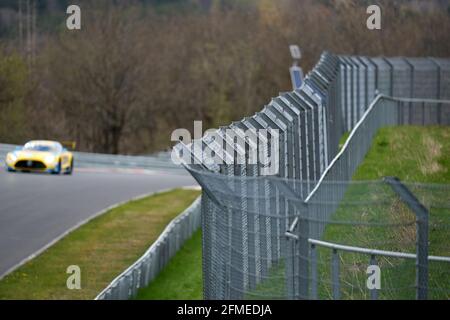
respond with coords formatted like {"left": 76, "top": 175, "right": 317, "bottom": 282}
{"left": 6, "top": 153, "right": 17, "bottom": 163}
{"left": 44, "top": 154, "right": 56, "bottom": 164}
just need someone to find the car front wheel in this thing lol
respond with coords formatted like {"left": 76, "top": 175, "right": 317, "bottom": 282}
{"left": 52, "top": 160, "right": 61, "bottom": 174}
{"left": 64, "top": 160, "right": 73, "bottom": 175}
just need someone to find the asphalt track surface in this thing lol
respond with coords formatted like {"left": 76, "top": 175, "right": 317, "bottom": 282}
{"left": 0, "top": 168, "right": 196, "bottom": 278}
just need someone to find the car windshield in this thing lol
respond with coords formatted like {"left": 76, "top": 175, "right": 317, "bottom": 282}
{"left": 23, "top": 144, "right": 59, "bottom": 152}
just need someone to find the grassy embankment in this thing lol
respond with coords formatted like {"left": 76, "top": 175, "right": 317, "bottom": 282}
{"left": 0, "top": 189, "right": 200, "bottom": 299}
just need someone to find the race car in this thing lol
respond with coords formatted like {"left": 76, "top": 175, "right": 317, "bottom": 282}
{"left": 5, "top": 140, "right": 74, "bottom": 174}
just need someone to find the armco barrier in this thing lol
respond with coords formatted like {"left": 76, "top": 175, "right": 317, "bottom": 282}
{"left": 95, "top": 195, "right": 201, "bottom": 300}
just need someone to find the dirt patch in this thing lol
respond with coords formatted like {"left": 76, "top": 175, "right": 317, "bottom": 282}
{"left": 441, "top": 129, "right": 450, "bottom": 139}
{"left": 419, "top": 135, "right": 445, "bottom": 175}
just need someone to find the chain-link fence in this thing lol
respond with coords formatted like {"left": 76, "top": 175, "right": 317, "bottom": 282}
{"left": 174, "top": 52, "right": 450, "bottom": 300}
{"left": 186, "top": 171, "right": 449, "bottom": 299}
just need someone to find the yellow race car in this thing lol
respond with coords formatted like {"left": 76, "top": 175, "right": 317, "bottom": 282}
{"left": 5, "top": 140, "right": 74, "bottom": 174}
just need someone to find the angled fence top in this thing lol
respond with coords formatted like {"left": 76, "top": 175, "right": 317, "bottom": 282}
{"left": 173, "top": 52, "right": 450, "bottom": 300}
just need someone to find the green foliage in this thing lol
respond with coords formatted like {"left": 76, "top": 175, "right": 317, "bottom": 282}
{"left": 0, "top": 52, "right": 27, "bottom": 144}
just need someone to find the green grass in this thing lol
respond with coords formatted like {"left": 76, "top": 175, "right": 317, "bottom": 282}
{"left": 0, "top": 189, "right": 200, "bottom": 300}
{"left": 318, "top": 125, "right": 450, "bottom": 299}
{"left": 352, "top": 126, "right": 450, "bottom": 182}
{"left": 135, "top": 230, "right": 203, "bottom": 300}
{"left": 338, "top": 131, "right": 350, "bottom": 150}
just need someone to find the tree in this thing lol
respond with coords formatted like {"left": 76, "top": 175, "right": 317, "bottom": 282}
{"left": 0, "top": 51, "right": 27, "bottom": 143}
{"left": 47, "top": 5, "right": 150, "bottom": 154}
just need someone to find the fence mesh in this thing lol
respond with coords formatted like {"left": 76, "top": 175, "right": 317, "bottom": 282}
{"left": 187, "top": 170, "right": 449, "bottom": 299}
{"left": 175, "top": 52, "right": 450, "bottom": 300}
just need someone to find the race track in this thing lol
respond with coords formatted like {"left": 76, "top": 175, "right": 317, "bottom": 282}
{"left": 0, "top": 168, "right": 196, "bottom": 278}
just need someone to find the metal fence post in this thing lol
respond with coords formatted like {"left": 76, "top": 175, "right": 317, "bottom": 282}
{"left": 384, "top": 177, "right": 429, "bottom": 300}
{"left": 310, "top": 243, "right": 318, "bottom": 299}
{"left": 428, "top": 58, "right": 442, "bottom": 124}
{"left": 332, "top": 249, "right": 340, "bottom": 300}
{"left": 369, "top": 255, "right": 378, "bottom": 300}
{"left": 297, "top": 208, "right": 310, "bottom": 299}
{"left": 416, "top": 204, "right": 429, "bottom": 300}
{"left": 285, "top": 235, "right": 296, "bottom": 300}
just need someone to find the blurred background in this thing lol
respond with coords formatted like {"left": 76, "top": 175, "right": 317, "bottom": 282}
{"left": 0, "top": 0, "right": 449, "bottom": 154}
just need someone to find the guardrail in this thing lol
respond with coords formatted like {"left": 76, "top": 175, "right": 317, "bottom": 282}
{"left": 0, "top": 143, "right": 185, "bottom": 174}
{"left": 95, "top": 195, "right": 201, "bottom": 300}
{"left": 307, "top": 238, "right": 450, "bottom": 300}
